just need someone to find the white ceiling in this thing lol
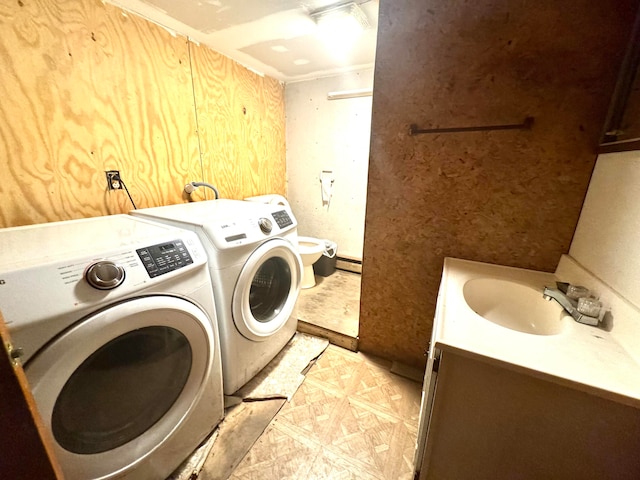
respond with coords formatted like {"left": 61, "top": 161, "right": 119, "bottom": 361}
{"left": 106, "top": 0, "right": 379, "bottom": 83}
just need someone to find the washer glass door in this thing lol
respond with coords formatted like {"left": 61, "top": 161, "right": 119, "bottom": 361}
{"left": 232, "top": 238, "right": 302, "bottom": 341}
{"left": 52, "top": 326, "right": 191, "bottom": 454}
{"left": 26, "top": 296, "right": 215, "bottom": 480}
{"left": 250, "top": 256, "right": 292, "bottom": 322}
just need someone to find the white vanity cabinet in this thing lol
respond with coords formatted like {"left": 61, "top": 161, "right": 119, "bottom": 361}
{"left": 414, "top": 257, "right": 640, "bottom": 479}
{"left": 415, "top": 349, "right": 640, "bottom": 480}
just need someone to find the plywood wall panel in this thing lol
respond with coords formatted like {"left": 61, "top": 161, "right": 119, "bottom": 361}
{"left": 190, "top": 44, "right": 286, "bottom": 200}
{"left": 0, "top": 0, "right": 200, "bottom": 226}
{"left": 257, "top": 76, "right": 287, "bottom": 195}
{"left": 359, "top": 0, "right": 639, "bottom": 367}
{"left": 0, "top": 0, "right": 286, "bottom": 228}
{"left": 0, "top": 0, "right": 200, "bottom": 227}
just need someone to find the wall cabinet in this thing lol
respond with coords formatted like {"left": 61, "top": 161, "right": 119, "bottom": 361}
{"left": 415, "top": 349, "right": 640, "bottom": 479}
{"left": 600, "top": 11, "right": 640, "bottom": 153}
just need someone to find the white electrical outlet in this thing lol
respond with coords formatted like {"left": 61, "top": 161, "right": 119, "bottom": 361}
{"left": 105, "top": 170, "right": 122, "bottom": 190}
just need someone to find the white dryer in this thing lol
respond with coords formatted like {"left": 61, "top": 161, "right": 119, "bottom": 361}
{"left": 131, "top": 199, "right": 303, "bottom": 395}
{"left": 0, "top": 215, "right": 224, "bottom": 480}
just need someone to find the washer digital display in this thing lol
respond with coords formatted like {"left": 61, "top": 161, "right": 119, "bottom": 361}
{"left": 136, "top": 240, "right": 193, "bottom": 277}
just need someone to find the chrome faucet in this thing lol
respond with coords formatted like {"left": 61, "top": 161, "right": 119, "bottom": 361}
{"left": 542, "top": 286, "right": 600, "bottom": 326}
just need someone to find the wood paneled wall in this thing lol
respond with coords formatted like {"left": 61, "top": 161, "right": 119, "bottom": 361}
{"left": 191, "top": 45, "right": 286, "bottom": 200}
{"left": 0, "top": 0, "right": 285, "bottom": 228}
{"left": 359, "top": 0, "right": 639, "bottom": 367}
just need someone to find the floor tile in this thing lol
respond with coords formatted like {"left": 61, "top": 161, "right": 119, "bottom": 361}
{"left": 305, "top": 447, "right": 384, "bottom": 480}
{"left": 228, "top": 420, "right": 319, "bottom": 480}
{"left": 297, "top": 270, "right": 360, "bottom": 338}
{"left": 325, "top": 397, "right": 401, "bottom": 473}
{"left": 227, "top": 344, "right": 423, "bottom": 480}
{"left": 351, "top": 363, "right": 423, "bottom": 426}
{"left": 305, "top": 345, "right": 365, "bottom": 392}
{"left": 392, "top": 421, "right": 420, "bottom": 480}
{"left": 275, "top": 377, "right": 344, "bottom": 443}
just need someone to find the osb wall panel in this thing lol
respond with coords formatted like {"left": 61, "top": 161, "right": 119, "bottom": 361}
{"left": 359, "top": 0, "right": 638, "bottom": 367}
{"left": 190, "top": 44, "right": 286, "bottom": 200}
{"left": 0, "top": 0, "right": 200, "bottom": 227}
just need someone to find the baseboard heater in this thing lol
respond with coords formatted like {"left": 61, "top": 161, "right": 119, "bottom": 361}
{"left": 335, "top": 256, "right": 362, "bottom": 274}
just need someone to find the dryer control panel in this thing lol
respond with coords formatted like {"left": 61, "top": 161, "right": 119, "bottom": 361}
{"left": 271, "top": 210, "right": 293, "bottom": 228}
{"left": 136, "top": 240, "right": 193, "bottom": 278}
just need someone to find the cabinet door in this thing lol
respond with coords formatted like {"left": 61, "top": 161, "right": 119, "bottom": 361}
{"left": 419, "top": 352, "right": 640, "bottom": 480}
{"left": 0, "top": 312, "right": 62, "bottom": 478}
{"left": 600, "top": 8, "right": 640, "bottom": 152}
{"left": 415, "top": 354, "right": 439, "bottom": 478}
{"left": 414, "top": 330, "right": 441, "bottom": 478}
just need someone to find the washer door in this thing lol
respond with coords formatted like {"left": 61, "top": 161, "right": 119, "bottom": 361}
{"left": 25, "top": 296, "right": 215, "bottom": 480}
{"left": 232, "top": 238, "right": 302, "bottom": 341}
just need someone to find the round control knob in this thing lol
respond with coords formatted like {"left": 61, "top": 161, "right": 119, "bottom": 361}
{"left": 85, "top": 261, "right": 125, "bottom": 290}
{"left": 258, "top": 217, "right": 273, "bottom": 234}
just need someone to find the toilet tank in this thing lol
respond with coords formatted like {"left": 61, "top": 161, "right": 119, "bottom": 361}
{"left": 244, "top": 194, "right": 289, "bottom": 206}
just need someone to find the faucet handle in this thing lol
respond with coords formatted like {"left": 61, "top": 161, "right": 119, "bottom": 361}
{"left": 577, "top": 297, "right": 603, "bottom": 317}
{"left": 566, "top": 284, "right": 590, "bottom": 299}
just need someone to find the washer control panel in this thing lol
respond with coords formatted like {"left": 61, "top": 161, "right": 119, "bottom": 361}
{"left": 136, "top": 239, "right": 193, "bottom": 278}
{"left": 271, "top": 210, "right": 293, "bottom": 228}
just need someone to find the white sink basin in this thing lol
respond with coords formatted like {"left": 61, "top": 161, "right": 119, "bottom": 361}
{"left": 463, "top": 278, "right": 567, "bottom": 335}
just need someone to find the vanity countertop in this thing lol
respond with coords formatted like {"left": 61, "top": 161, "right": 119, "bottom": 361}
{"left": 435, "top": 257, "right": 640, "bottom": 409}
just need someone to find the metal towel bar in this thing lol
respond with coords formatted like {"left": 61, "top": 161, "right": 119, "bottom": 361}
{"left": 409, "top": 116, "right": 534, "bottom": 136}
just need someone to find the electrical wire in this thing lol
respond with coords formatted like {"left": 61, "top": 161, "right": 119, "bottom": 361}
{"left": 117, "top": 176, "right": 137, "bottom": 209}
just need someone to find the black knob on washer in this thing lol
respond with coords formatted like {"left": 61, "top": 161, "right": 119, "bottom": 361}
{"left": 85, "top": 261, "right": 125, "bottom": 290}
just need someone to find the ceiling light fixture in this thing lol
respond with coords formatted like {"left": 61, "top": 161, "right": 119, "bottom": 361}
{"left": 327, "top": 88, "right": 373, "bottom": 100}
{"left": 310, "top": 2, "right": 370, "bottom": 30}
{"left": 310, "top": 2, "right": 370, "bottom": 57}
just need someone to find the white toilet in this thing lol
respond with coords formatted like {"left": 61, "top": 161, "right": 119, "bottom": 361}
{"left": 297, "top": 236, "right": 325, "bottom": 289}
{"left": 245, "top": 194, "right": 326, "bottom": 288}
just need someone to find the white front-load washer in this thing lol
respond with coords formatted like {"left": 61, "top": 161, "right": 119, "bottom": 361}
{"left": 0, "top": 215, "right": 224, "bottom": 480}
{"left": 130, "top": 199, "right": 303, "bottom": 395}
